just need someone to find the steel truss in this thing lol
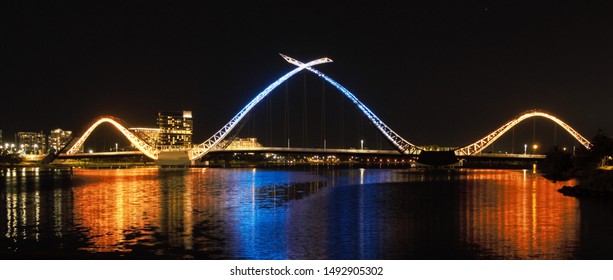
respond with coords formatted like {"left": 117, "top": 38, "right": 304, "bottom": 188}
{"left": 65, "top": 117, "right": 159, "bottom": 159}
{"left": 456, "top": 110, "right": 592, "bottom": 156}
{"left": 188, "top": 56, "right": 333, "bottom": 160}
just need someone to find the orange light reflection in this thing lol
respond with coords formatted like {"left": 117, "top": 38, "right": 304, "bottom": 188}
{"left": 459, "top": 169, "right": 578, "bottom": 259}
{"left": 72, "top": 168, "right": 162, "bottom": 253}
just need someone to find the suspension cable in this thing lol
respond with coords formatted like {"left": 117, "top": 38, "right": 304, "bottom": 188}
{"left": 321, "top": 79, "right": 326, "bottom": 148}
{"left": 303, "top": 72, "right": 308, "bottom": 147}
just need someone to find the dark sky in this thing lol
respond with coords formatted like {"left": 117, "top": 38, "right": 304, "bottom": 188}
{"left": 3, "top": 1, "right": 613, "bottom": 150}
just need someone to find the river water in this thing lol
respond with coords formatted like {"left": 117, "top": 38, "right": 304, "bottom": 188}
{"left": 1, "top": 167, "right": 612, "bottom": 259}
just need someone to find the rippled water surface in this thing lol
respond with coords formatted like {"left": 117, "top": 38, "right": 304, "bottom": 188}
{"left": 2, "top": 167, "right": 613, "bottom": 259}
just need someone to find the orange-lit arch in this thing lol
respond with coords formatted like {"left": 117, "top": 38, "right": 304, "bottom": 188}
{"left": 456, "top": 110, "right": 592, "bottom": 156}
{"left": 65, "top": 117, "right": 159, "bottom": 159}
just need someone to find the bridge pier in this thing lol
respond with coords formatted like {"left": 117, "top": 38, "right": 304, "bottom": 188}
{"left": 416, "top": 151, "right": 459, "bottom": 166}
{"left": 156, "top": 150, "right": 192, "bottom": 166}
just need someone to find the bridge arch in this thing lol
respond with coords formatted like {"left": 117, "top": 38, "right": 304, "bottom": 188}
{"left": 297, "top": 63, "right": 420, "bottom": 155}
{"left": 64, "top": 117, "right": 159, "bottom": 159}
{"left": 188, "top": 55, "right": 420, "bottom": 161}
{"left": 456, "top": 110, "right": 592, "bottom": 156}
{"left": 188, "top": 56, "right": 333, "bottom": 160}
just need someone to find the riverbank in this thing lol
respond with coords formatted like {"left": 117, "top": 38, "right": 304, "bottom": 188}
{"left": 558, "top": 168, "right": 613, "bottom": 197}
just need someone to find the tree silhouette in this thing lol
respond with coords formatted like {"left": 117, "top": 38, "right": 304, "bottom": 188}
{"left": 589, "top": 129, "right": 613, "bottom": 166}
{"left": 0, "top": 150, "right": 22, "bottom": 166}
{"left": 543, "top": 146, "right": 573, "bottom": 180}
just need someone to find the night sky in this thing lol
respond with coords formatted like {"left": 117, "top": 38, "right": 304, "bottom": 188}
{"left": 3, "top": 1, "right": 613, "bottom": 151}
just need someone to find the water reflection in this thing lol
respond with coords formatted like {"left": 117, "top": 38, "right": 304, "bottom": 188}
{"left": 457, "top": 170, "right": 579, "bottom": 259}
{"left": 2, "top": 167, "right": 613, "bottom": 259}
{"left": 72, "top": 168, "right": 162, "bottom": 253}
{"left": 1, "top": 168, "right": 78, "bottom": 257}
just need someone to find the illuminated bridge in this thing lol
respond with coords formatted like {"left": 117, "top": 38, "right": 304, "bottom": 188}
{"left": 54, "top": 54, "right": 593, "bottom": 166}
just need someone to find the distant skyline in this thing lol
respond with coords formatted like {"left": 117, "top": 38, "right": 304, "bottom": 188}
{"left": 3, "top": 1, "right": 613, "bottom": 150}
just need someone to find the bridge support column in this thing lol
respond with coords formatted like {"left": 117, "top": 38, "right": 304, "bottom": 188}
{"left": 416, "top": 151, "right": 459, "bottom": 166}
{"left": 156, "top": 150, "right": 192, "bottom": 166}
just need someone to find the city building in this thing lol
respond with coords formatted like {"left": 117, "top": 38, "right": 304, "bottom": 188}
{"left": 48, "top": 128, "right": 73, "bottom": 152}
{"left": 17, "top": 131, "right": 46, "bottom": 154}
{"left": 156, "top": 111, "right": 193, "bottom": 148}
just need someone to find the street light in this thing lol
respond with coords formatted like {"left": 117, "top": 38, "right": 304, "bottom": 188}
{"left": 524, "top": 144, "right": 527, "bottom": 155}
{"left": 532, "top": 144, "right": 538, "bottom": 154}
{"left": 115, "top": 143, "right": 118, "bottom": 152}
{"left": 361, "top": 139, "right": 364, "bottom": 150}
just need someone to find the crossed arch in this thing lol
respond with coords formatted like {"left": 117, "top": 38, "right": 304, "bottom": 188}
{"left": 64, "top": 57, "right": 593, "bottom": 162}
{"left": 65, "top": 117, "right": 159, "bottom": 159}
{"left": 188, "top": 54, "right": 421, "bottom": 161}
{"left": 456, "top": 110, "right": 592, "bottom": 156}
{"left": 65, "top": 55, "right": 415, "bottom": 162}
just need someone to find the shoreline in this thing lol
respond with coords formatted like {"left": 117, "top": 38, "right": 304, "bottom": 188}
{"left": 558, "top": 168, "right": 613, "bottom": 198}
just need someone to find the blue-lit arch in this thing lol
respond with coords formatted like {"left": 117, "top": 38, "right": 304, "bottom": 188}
{"left": 284, "top": 57, "right": 420, "bottom": 155}
{"left": 189, "top": 56, "right": 333, "bottom": 160}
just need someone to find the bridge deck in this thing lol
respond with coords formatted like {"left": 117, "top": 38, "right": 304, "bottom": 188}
{"left": 58, "top": 151, "right": 145, "bottom": 158}
{"left": 58, "top": 149, "right": 547, "bottom": 160}
{"left": 209, "top": 147, "right": 403, "bottom": 156}
{"left": 460, "top": 153, "right": 546, "bottom": 159}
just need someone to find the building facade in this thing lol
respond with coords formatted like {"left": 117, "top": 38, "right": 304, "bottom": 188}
{"left": 48, "top": 128, "right": 73, "bottom": 152}
{"left": 156, "top": 111, "right": 193, "bottom": 148}
{"left": 17, "top": 131, "right": 46, "bottom": 154}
